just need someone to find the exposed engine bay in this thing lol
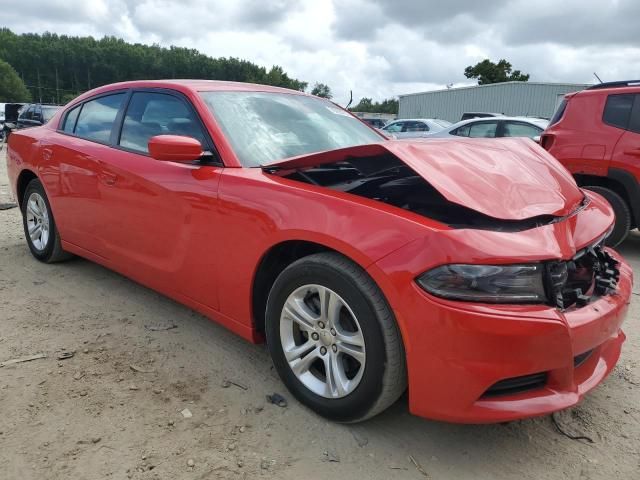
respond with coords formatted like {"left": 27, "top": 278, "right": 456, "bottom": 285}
{"left": 266, "top": 153, "right": 581, "bottom": 232}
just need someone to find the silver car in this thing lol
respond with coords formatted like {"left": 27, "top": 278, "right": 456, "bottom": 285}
{"left": 427, "top": 116, "right": 549, "bottom": 140}
{"left": 381, "top": 118, "right": 452, "bottom": 138}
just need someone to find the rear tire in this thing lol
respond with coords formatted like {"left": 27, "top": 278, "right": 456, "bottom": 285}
{"left": 265, "top": 252, "right": 406, "bottom": 423}
{"left": 584, "top": 186, "right": 631, "bottom": 247}
{"left": 21, "top": 178, "right": 72, "bottom": 263}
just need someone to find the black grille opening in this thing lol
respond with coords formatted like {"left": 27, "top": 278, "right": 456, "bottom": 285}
{"left": 574, "top": 349, "right": 594, "bottom": 368}
{"left": 545, "top": 242, "right": 620, "bottom": 310}
{"left": 482, "top": 372, "right": 548, "bottom": 398}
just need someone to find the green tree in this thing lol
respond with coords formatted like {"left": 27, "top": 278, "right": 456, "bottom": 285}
{"left": 0, "top": 28, "right": 307, "bottom": 100}
{"left": 0, "top": 59, "right": 31, "bottom": 102}
{"left": 464, "top": 59, "right": 530, "bottom": 85}
{"left": 350, "top": 97, "right": 398, "bottom": 114}
{"left": 310, "top": 82, "right": 332, "bottom": 99}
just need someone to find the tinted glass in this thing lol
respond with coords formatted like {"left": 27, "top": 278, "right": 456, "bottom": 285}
{"left": 75, "top": 93, "right": 126, "bottom": 143}
{"left": 502, "top": 122, "right": 542, "bottom": 138}
{"left": 201, "top": 91, "right": 383, "bottom": 166}
{"left": 468, "top": 121, "right": 498, "bottom": 138}
{"left": 549, "top": 99, "right": 567, "bottom": 126}
{"left": 120, "top": 92, "right": 206, "bottom": 153}
{"left": 603, "top": 94, "right": 633, "bottom": 130}
{"left": 32, "top": 107, "right": 43, "bottom": 123}
{"left": 62, "top": 105, "right": 81, "bottom": 133}
{"left": 21, "top": 106, "right": 34, "bottom": 120}
{"left": 629, "top": 95, "right": 640, "bottom": 134}
{"left": 383, "top": 122, "right": 403, "bottom": 133}
{"left": 452, "top": 124, "right": 470, "bottom": 137}
{"left": 404, "top": 121, "right": 428, "bottom": 132}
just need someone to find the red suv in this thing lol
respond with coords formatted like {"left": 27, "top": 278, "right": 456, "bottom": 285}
{"left": 542, "top": 80, "right": 640, "bottom": 246}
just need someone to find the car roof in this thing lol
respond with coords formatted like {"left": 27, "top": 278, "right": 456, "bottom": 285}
{"left": 388, "top": 118, "right": 444, "bottom": 123}
{"left": 453, "top": 116, "right": 548, "bottom": 127}
{"left": 71, "top": 79, "right": 307, "bottom": 105}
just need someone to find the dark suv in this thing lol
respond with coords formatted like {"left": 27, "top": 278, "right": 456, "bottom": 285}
{"left": 541, "top": 80, "right": 640, "bottom": 246}
{"left": 16, "top": 104, "right": 61, "bottom": 129}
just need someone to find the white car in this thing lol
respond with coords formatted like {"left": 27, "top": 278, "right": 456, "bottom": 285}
{"left": 381, "top": 118, "right": 452, "bottom": 138}
{"left": 427, "top": 116, "right": 549, "bottom": 140}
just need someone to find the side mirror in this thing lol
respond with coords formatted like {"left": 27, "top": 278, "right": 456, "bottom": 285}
{"left": 148, "top": 135, "right": 203, "bottom": 162}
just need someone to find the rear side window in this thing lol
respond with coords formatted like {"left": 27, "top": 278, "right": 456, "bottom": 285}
{"left": 119, "top": 92, "right": 206, "bottom": 154}
{"left": 549, "top": 99, "right": 567, "bottom": 126}
{"left": 629, "top": 95, "right": 640, "bottom": 134}
{"left": 404, "top": 121, "right": 428, "bottom": 132}
{"left": 603, "top": 94, "right": 634, "bottom": 130}
{"left": 62, "top": 105, "right": 81, "bottom": 133}
{"left": 468, "top": 121, "right": 498, "bottom": 138}
{"left": 502, "top": 122, "right": 542, "bottom": 138}
{"left": 452, "top": 124, "right": 471, "bottom": 137}
{"left": 74, "top": 93, "right": 126, "bottom": 143}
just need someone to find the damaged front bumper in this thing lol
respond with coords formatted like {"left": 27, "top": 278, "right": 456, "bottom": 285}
{"left": 368, "top": 192, "right": 633, "bottom": 423}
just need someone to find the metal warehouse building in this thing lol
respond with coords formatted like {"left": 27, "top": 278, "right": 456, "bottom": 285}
{"left": 398, "top": 81, "right": 590, "bottom": 122}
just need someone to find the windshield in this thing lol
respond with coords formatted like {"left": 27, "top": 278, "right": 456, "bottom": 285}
{"left": 200, "top": 91, "right": 384, "bottom": 167}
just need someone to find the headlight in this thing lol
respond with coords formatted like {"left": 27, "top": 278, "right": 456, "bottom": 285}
{"left": 416, "top": 264, "right": 547, "bottom": 303}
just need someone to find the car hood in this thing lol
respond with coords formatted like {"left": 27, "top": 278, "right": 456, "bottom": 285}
{"left": 266, "top": 138, "right": 584, "bottom": 221}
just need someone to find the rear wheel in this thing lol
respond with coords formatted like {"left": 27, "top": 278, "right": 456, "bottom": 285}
{"left": 21, "top": 179, "right": 72, "bottom": 263}
{"left": 265, "top": 252, "right": 406, "bottom": 422}
{"left": 584, "top": 186, "right": 631, "bottom": 247}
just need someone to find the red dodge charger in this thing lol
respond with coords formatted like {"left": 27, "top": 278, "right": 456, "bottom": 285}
{"left": 6, "top": 80, "right": 632, "bottom": 423}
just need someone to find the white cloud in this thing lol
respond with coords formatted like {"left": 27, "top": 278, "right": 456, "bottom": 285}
{"left": 1, "top": 0, "right": 639, "bottom": 104}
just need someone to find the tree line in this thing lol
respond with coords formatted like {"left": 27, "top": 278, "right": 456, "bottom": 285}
{"left": 0, "top": 28, "right": 307, "bottom": 104}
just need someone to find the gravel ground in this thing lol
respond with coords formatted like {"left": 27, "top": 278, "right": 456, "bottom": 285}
{"left": 0, "top": 147, "right": 639, "bottom": 479}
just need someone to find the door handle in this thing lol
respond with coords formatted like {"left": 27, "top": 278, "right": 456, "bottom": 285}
{"left": 624, "top": 149, "right": 640, "bottom": 157}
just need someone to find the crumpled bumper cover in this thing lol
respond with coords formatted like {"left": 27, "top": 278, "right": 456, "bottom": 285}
{"left": 377, "top": 250, "right": 632, "bottom": 424}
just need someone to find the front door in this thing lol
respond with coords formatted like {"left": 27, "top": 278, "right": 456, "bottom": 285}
{"left": 96, "top": 90, "right": 223, "bottom": 309}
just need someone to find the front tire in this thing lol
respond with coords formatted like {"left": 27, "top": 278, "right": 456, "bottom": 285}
{"left": 265, "top": 252, "right": 406, "bottom": 422}
{"left": 21, "top": 178, "right": 71, "bottom": 263}
{"left": 584, "top": 186, "right": 631, "bottom": 247}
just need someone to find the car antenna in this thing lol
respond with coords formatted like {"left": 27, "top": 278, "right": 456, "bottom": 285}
{"left": 593, "top": 72, "right": 603, "bottom": 83}
{"left": 345, "top": 90, "right": 353, "bottom": 110}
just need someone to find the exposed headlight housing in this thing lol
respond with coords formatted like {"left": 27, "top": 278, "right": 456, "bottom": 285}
{"left": 417, "top": 264, "right": 547, "bottom": 303}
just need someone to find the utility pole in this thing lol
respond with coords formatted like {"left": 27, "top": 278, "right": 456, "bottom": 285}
{"left": 55, "top": 67, "right": 60, "bottom": 104}
{"left": 37, "top": 68, "right": 42, "bottom": 103}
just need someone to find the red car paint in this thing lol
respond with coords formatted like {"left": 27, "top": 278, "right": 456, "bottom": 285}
{"left": 541, "top": 83, "right": 640, "bottom": 233}
{"left": 6, "top": 80, "right": 632, "bottom": 423}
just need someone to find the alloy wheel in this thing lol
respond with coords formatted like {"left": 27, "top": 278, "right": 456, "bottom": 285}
{"left": 279, "top": 284, "right": 366, "bottom": 398}
{"left": 25, "top": 192, "right": 50, "bottom": 251}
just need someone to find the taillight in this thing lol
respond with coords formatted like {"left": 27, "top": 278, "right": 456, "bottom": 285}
{"left": 540, "top": 134, "right": 555, "bottom": 151}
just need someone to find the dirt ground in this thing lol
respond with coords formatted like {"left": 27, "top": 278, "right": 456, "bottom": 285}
{"left": 0, "top": 147, "right": 638, "bottom": 480}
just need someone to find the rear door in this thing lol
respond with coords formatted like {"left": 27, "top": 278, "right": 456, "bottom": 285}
{"left": 610, "top": 94, "right": 640, "bottom": 182}
{"left": 400, "top": 120, "right": 430, "bottom": 138}
{"left": 500, "top": 121, "right": 543, "bottom": 139}
{"left": 47, "top": 92, "right": 128, "bottom": 252}
{"left": 453, "top": 120, "right": 499, "bottom": 138}
{"left": 96, "top": 89, "right": 223, "bottom": 308}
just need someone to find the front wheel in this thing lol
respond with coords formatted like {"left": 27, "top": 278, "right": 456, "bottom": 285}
{"left": 583, "top": 186, "right": 631, "bottom": 247}
{"left": 265, "top": 252, "right": 406, "bottom": 422}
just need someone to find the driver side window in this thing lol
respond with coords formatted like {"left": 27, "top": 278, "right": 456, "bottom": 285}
{"left": 119, "top": 92, "right": 206, "bottom": 154}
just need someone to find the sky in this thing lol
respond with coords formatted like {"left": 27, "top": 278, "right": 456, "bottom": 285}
{"left": 1, "top": 0, "right": 640, "bottom": 104}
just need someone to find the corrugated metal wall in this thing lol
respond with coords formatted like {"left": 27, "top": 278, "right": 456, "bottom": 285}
{"left": 398, "top": 82, "right": 589, "bottom": 122}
